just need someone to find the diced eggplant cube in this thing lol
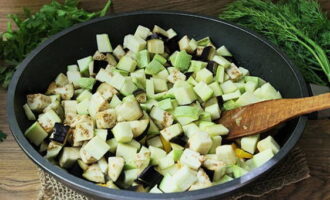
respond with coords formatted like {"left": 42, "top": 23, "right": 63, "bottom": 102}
{"left": 153, "top": 25, "right": 169, "bottom": 38}
{"left": 167, "top": 67, "right": 186, "bottom": 84}
{"left": 180, "top": 149, "right": 202, "bottom": 170}
{"left": 27, "top": 94, "right": 52, "bottom": 112}
{"left": 67, "top": 70, "right": 81, "bottom": 88}
{"left": 179, "top": 35, "right": 193, "bottom": 53}
{"left": 129, "top": 119, "right": 149, "bottom": 138}
{"left": 83, "top": 164, "right": 105, "bottom": 183}
{"left": 88, "top": 92, "right": 107, "bottom": 118}
{"left": 23, "top": 104, "right": 36, "bottom": 120}
{"left": 160, "top": 123, "right": 183, "bottom": 141}
{"left": 84, "top": 136, "right": 110, "bottom": 160}
{"left": 116, "top": 97, "right": 142, "bottom": 121}
{"left": 59, "top": 147, "right": 80, "bottom": 168}
{"left": 189, "top": 168, "right": 212, "bottom": 191}
{"left": 96, "top": 34, "right": 113, "bottom": 53}
{"left": 50, "top": 123, "right": 70, "bottom": 144}
{"left": 108, "top": 157, "right": 125, "bottom": 182}
{"left": 137, "top": 166, "right": 163, "bottom": 187}
{"left": 188, "top": 131, "right": 212, "bottom": 154}
{"left": 150, "top": 106, "right": 174, "bottom": 129}
{"left": 45, "top": 141, "right": 63, "bottom": 159}
{"left": 112, "top": 122, "right": 133, "bottom": 143}
{"left": 38, "top": 109, "right": 61, "bottom": 133}
{"left": 216, "top": 145, "right": 237, "bottom": 165}
{"left": 226, "top": 63, "right": 242, "bottom": 80}
{"left": 95, "top": 109, "right": 117, "bottom": 129}
{"left": 149, "top": 146, "right": 167, "bottom": 165}
{"left": 172, "top": 166, "right": 197, "bottom": 191}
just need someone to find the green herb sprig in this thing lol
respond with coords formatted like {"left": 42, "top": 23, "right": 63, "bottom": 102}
{"left": 0, "top": 0, "right": 111, "bottom": 88}
{"left": 220, "top": 0, "right": 330, "bottom": 86}
{"left": 0, "top": 130, "right": 7, "bottom": 142}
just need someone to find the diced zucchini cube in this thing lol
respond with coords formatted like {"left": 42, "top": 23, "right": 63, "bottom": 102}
{"left": 158, "top": 98, "right": 173, "bottom": 111}
{"left": 201, "top": 124, "right": 229, "bottom": 136}
{"left": 134, "top": 25, "right": 151, "bottom": 40}
{"left": 78, "top": 77, "right": 96, "bottom": 90}
{"left": 208, "top": 82, "right": 223, "bottom": 96}
{"left": 107, "top": 72, "right": 126, "bottom": 90}
{"left": 147, "top": 136, "right": 163, "bottom": 148}
{"left": 145, "top": 60, "right": 165, "bottom": 75}
{"left": 116, "top": 55, "right": 137, "bottom": 72}
{"left": 159, "top": 174, "right": 181, "bottom": 193}
{"left": 193, "top": 82, "right": 214, "bottom": 102}
{"left": 188, "top": 60, "right": 207, "bottom": 72}
{"left": 136, "top": 49, "right": 150, "bottom": 68}
{"left": 254, "top": 83, "right": 282, "bottom": 100}
{"left": 174, "top": 86, "right": 197, "bottom": 105}
{"left": 216, "top": 45, "right": 232, "bottom": 57}
{"left": 96, "top": 34, "right": 113, "bottom": 53}
{"left": 24, "top": 122, "right": 48, "bottom": 146}
{"left": 180, "top": 149, "right": 202, "bottom": 170}
{"left": 153, "top": 54, "right": 167, "bottom": 65}
{"left": 215, "top": 65, "right": 225, "bottom": 83}
{"left": 257, "top": 136, "right": 280, "bottom": 154}
{"left": 77, "top": 56, "right": 92, "bottom": 76}
{"left": 173, "top": 106, "right": 200, "bottom": 125}
{"left": 150, "top": 106, "right": 174, "bottom": 129}
{"left": 158, "top": 154, "right": 175, "bottom": 169}
{"left": 212, "top": 55, "right": 231, "bottom": 68}
{"left": 123, "top": 34, "right": 146, "bottom": 53}
{"left": 209, "top": 136, "right": 222, "bottom": 154}
{"left": 113, "top": 45, "right": 126, "bottom": 60}
{"left": 115, "top": 97, "right": 142, "bottom": 121}
{"left": 88, "top": 92, "right": 107, "bottom": 118}
{"left": 245, "top": 149, "right": 274, "bottom": 169}
{"left": 23, "top": 104, "right": 36, "bottom": 120}
{"left": 195, "top": 68, "right": 213, "bottom": 84}
{"left": 77, "top": 99, "right": 90, "bottom": 115}
{"left": 160, "top": 123, "right": 183, "bottom": 141}
{"left": 241, "top": 134, "right": 260, "bottom": 154}
{"left": 236, "top": 92, "right": 261, "bottom": 106}
{"left": 153, "top": 78, "right": 168, "bottom": 93}
{"left": 220, "top": 80, "right": 238, "bottom": 94}
{"left": 222, "top": 90, "right": 241, "bottom": 101}
{"left": 82, "top": 164, "right": 105, "bottom": 183}
{"left": 170, "top": 50, "right": 192, "bottom": 71}
{"left": 112, "top": 122, "right": 133, "bottom": 143}
{"left": 84, "top": 136, "right": 110, "bottom": 160}
{"left": 204, "top": 97, "right": 221, "bottom": 120}
{"left": 120, "top": 77, "right": 138, "bottom": 96}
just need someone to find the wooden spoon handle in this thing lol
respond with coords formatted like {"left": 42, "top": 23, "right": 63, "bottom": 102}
{"left": 221, "top": 93, "right": 330, "bottom": 140}
{"left": 280, "top": 93, "right": 330, "bottom": 117}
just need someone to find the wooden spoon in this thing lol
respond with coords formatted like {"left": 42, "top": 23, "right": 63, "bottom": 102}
{"left": 218, "top": 93, "right": 330, "bottom": 140}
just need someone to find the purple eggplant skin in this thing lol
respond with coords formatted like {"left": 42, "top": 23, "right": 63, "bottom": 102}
{"left": 68, "top": 161, "right": 84, "bottom": 178}
{"left": 201, "top": 166, "right": 214, "bottom": 181}
{"left": 170, "top": 135, "right": 187, "bottom": 147}
{"left": 93, "top": 60, "right": 109, "bottom": 74}
{"left": 185, "top": 72, "right": 194, "bottom": 79}
{"left": 50, "top": 123, "right": 70, "bottom": 144}
{"left": 206, "top": 61, "right": 218, "bottom": 74}
{"left": 146, "top": 33, "right": 167, "bottom": 41}
{"left": 165, "top": 35, "right": 179, "bottom": 54}
{"left": 199, "top": 46, "right": 214, "bottom": 61}
{"left": 136, "top": 165, "right": 163, "bottom": 187}
{"left": 91, "top": 80, "right": 101, "bottom": 93}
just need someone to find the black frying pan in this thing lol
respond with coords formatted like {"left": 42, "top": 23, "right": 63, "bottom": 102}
{"left": 7, "top": 11, "right": 309, "bottom": 200}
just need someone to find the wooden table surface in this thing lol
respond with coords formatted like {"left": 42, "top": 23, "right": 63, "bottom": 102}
{"left": 0, "top": 0, "right": 330, "bottom": 199}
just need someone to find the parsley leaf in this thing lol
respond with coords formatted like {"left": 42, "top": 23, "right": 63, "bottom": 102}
{"left": 0, "top": 130, "right": 7, "bottom": 142}
{"left": 0, "top": 0, "right": 111, "bottom": 88}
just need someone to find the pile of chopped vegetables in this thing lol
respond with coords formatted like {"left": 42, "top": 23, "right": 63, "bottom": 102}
{"left": 23, "top": 25, "right": 282, "bottom": 192}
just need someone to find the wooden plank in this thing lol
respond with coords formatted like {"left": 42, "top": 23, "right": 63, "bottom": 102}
{"left": 0, "top": 1, "right": 329, "bottom": 200}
